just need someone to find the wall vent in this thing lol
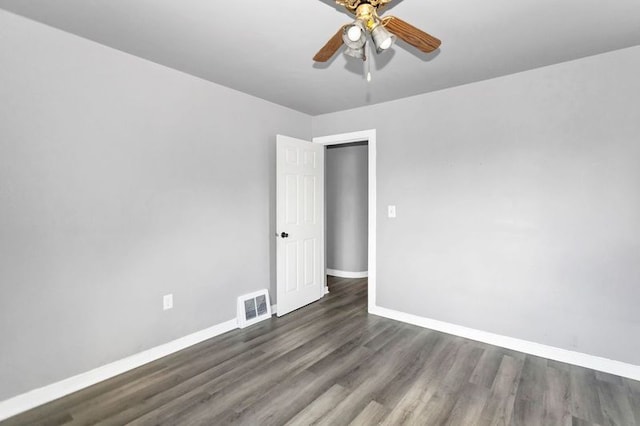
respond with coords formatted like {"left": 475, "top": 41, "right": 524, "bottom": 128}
{"left": 237, "top": 290, "right": 272, "bottom": 329}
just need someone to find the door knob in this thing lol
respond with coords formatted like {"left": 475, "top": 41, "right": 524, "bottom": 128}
{"left": 280, "top": 232, "right": 289, "bottom": 238}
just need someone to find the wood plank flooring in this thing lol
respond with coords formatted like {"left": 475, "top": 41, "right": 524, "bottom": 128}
{"left": 3, "top": 277, "right": 639, "bottom": 425}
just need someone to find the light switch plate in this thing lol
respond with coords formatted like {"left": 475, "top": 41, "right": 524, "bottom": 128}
{"left": 163, "top": 294, "right": 173, "bottom": 310}
{"left": 388, "top": 205, "right": 397, "bottom": 218}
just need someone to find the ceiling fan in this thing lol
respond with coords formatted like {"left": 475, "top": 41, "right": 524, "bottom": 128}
{"left": 313, "top": 0, "right": 441, "bottom": 62}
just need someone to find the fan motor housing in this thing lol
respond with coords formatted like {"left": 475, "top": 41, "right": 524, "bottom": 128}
{"left": 336, "top": 0, "right": 392, "bottom": 12}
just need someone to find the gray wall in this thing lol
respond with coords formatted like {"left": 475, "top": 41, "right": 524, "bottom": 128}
{"left": 0, "top": 10, "right": 310, "bottom": 401}
{"left": 326, "top": 143, "right": 368, "bottom": 273}
{"left": 2, "top": 6, "right": 639, "bottom": 404}
{"left": 313, "top": 46, "right": 640, "bottom": 366}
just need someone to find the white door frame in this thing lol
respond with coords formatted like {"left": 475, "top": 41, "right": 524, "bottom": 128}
{"left": 313, "top": 129, "right": 377, "bottom": 311}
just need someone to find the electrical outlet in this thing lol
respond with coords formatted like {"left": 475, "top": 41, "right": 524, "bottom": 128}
{"left": 163, "top": 294, "right": 173, "bottom": 310}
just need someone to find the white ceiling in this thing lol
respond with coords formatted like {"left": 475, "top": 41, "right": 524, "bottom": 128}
{"left": 1, "top": 0, "right": 639, "bottom": 115}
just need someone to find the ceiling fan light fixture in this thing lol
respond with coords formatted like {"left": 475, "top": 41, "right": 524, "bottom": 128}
{"left": 371, "top": 23, "right": 395, "bottom": 53}
{"left": 342, "top": 21, "right": 366, "bottom": 49}
{"left": 344, "top": 45, "right": 366, "bottom": 61}
{"left": 346, "top": 23, "right": 363, "bottom": 42}
{"left": 313, "top": 0, "right": 442, "bottom": 64}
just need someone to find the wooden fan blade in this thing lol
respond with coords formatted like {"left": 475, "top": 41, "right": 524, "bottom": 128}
{"left": 384, "top": 16, "right": 441, "bottom": 53}
{"left": 313, "top": 26, "right": 345, "bottom": 62}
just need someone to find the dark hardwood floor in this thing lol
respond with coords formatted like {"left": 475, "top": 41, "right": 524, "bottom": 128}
{"left": 3, "top": 277, "right": 639, "bottom": 425}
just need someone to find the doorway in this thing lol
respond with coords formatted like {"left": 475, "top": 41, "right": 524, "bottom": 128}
{"left": 313, "top": 130, "right": 377, "bottom": 311}
{"left": 325, "top": 141, "right": 368, "bottom": 281}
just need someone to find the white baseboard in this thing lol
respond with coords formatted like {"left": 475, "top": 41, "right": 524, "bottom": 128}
{"left": 327, "top": 269, "right": 368, "bottom": 279}
{"left": 369, "top": 305, "right": 640, "bottom": 382}
{"left": 0, "top": 318, "right": 238, "bottom": 422}
{"left": 271, "top": 304, "right": 277, "bottom": 315}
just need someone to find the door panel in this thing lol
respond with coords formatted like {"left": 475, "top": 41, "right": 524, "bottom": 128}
{"left": 303, "top": 238, "right": 316, "bottom": 286}
{"left": 285, "top": 175, "right": 298, "bottom": 224}
{"left": 277, "top": 135, "right": 325, "bottom": 316}
{"left": 304, "top": 176, "right": 316, "bottom": 223}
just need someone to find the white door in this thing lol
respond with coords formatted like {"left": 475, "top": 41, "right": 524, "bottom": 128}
{"left": 276, "top": 135, "right": 325, "bottom": 317}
